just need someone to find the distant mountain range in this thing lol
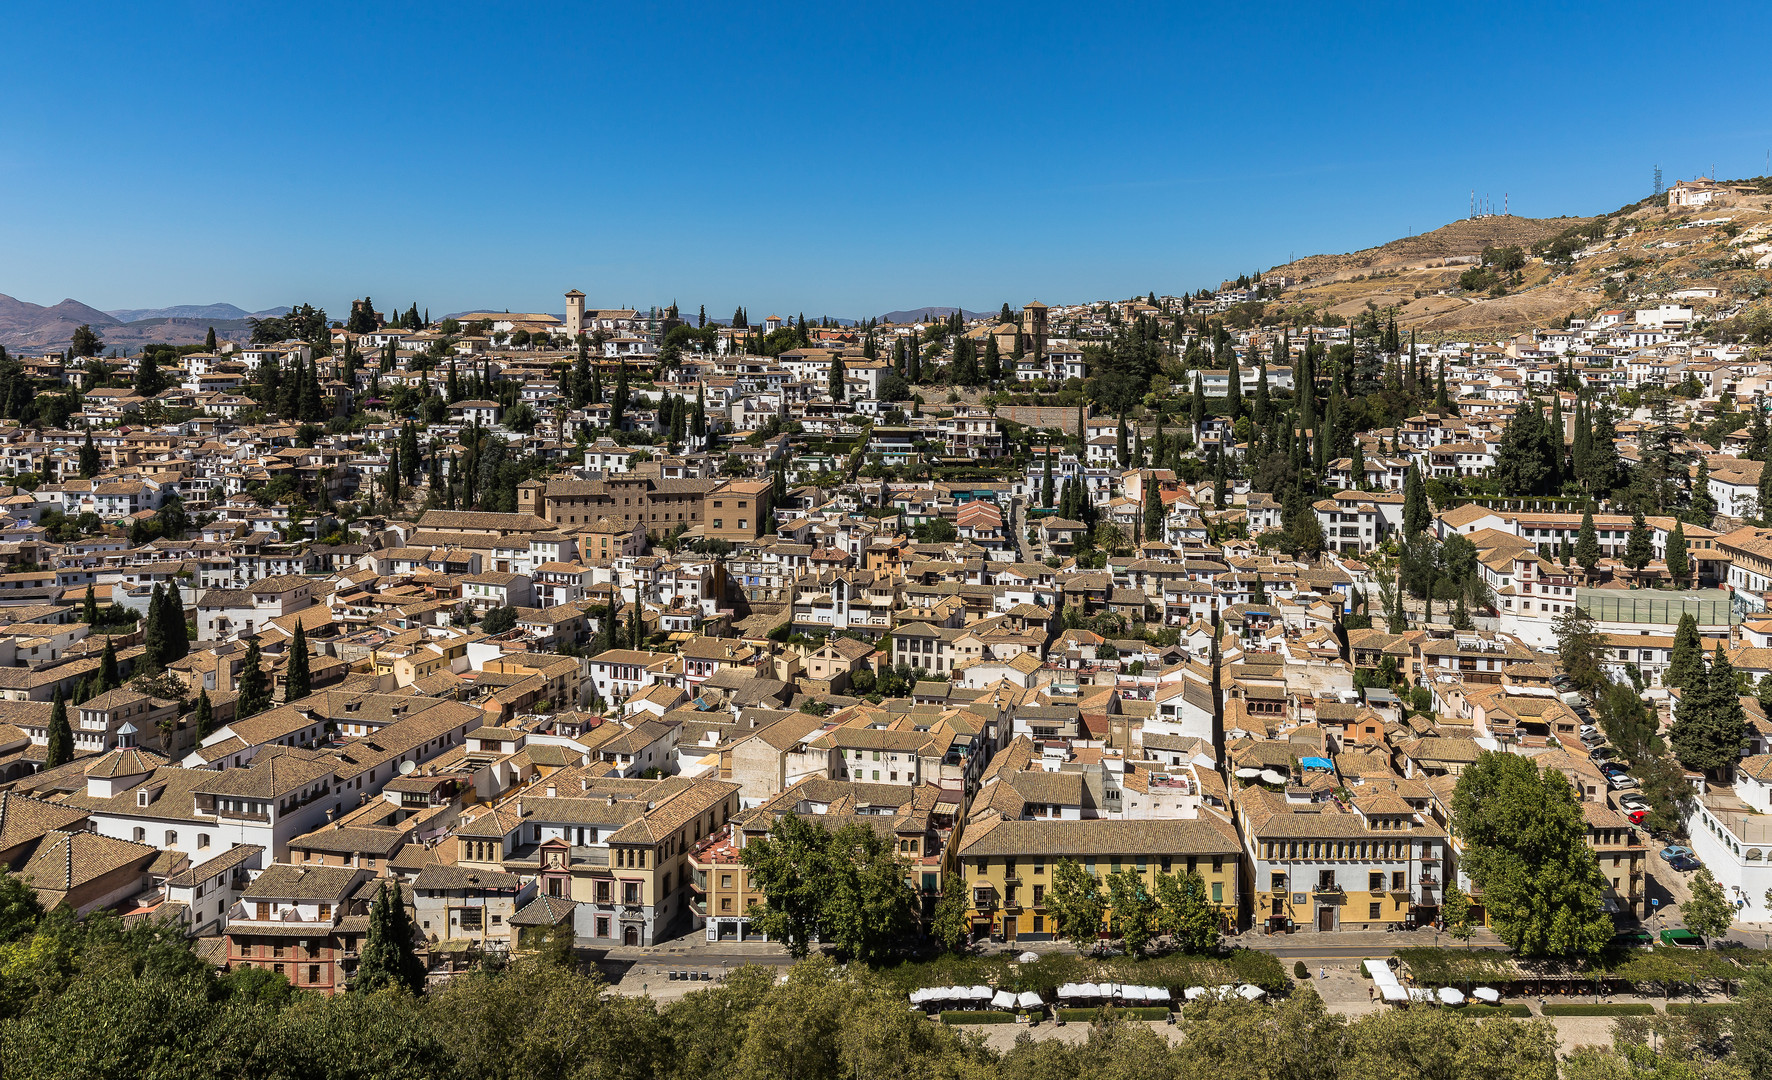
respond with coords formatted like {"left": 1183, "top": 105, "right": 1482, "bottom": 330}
{"left": 103, "top": 303, "right": 289, "bottom": 323}
{"left": 0, "top": 294, "right": 290, "bottom": 352}
{"left": 879, "top": 306, "right": 995, "bottom": 324}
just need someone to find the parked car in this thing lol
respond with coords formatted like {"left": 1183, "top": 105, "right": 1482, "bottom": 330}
{"left": 1551, "top": 674, "right": 1576, "bottom": 689}
{"left": 1618, "top": 794, "right": 1650, "bottom": 813}
{"left": 1589, "top": 746, "right": 1618, "bottom": 762}
{"left": 1660, "top": 845, "right": 1695, "bottom": 862}
{"left": 1624, "top": 808, "right": 1648, "bottom": 825}
{"left": 1599, "top": 762, "right": 1630, "bottom": 777}
{"left": 1607, "top": 774, "right": 1640, "bottom": 790}
{"left": 1660, "top": 928, "right": 1705, "bottom": 948}
{"left": 1668, "top": 855, "right": 1703, "bottom": 872}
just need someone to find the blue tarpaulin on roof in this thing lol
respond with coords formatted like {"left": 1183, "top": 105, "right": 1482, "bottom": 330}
{"left": 1300, "top": 757, "right": 1333, "bottom": 770}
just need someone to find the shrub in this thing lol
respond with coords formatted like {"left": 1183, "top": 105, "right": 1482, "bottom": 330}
{"left": 1294, "top": 961, "right": 1309, "bottom": 980}
{"left": 939, "top": 1010, "right": 1016, "bottom": 1024}
{"left": 1539, "top": 1003, "right": 1654, "bottom": 1017}
{"left": 1057, "top": 1006, "right": 1169, "bottom": 1023}
{"left": 1462, "top": 1003, "right": 1533, "bottom": 1018}
{"left": 1667, "top": 1003, "right": 1737, "bottom": 1016}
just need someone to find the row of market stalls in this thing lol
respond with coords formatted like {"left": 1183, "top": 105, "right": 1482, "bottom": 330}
{"left": 910, "top": 981, "right": 1271, "bottom": 1014}
{"left": 1364, "top": 960, "right": 1501, "bottom": 1007}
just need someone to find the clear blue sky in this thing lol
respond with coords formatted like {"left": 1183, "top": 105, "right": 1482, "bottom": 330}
{"left": 4, "top": 1, "right": 1770, "bottom": 322}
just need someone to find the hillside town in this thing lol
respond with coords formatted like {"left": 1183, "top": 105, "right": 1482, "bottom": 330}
{"left": 0, "top": 190, "right": 1770, "bottom": 1028}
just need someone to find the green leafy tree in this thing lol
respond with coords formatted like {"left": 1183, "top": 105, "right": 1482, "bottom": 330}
{"left": 1554, "top": 605, "right": 1607, "bottom": 695}
{"left": 1044, "top": 858, "right": 1106, "bottom": 949}
{"left": 740, "top": 812, "right": 916, "bottom": 963}
{"left": 1154, "top": 870, "right": 1220, "bottom": 953}
{"left": 1736, "top": 967, "right": 1772, "bottom": 1080}
{"left": 1441, "top": 883, "right": 1474, "bottom": 941}
{"left": 355, "top": 878, "right": 425, "bottom": 994}
{"left": 1450, "top": 751, "right": 1612, "bottom": 959}
{"left": 44, "top": 687, "right": 73, "bottom": 768}
{"left": 929, "top": 882, "right": 967, "bottom": 954}
{"left": 70, "top": 323, "right": 104, "bottom": 357}
{"left": 0, "top": 871, "right": 42, "bottom": 943}
{"left": 1680, "top": 866, "right": 1734, "bottom": 943}
{"left": 1104, "top": 869, "right": 1156, "bottom": 956}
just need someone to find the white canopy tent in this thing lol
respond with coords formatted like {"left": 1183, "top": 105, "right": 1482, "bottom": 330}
{"left": 1363, "top": 959, "right": 1409, "bottom": 1004}
{"left": 1017, "top": 991, "right": 1043, "bottom": 1010}
{"left": 1472, "top": 987, "right": 1501, "bottom": 1004}
{"left": 1237, "top": 984, "right": 1266, "bottom": 1001}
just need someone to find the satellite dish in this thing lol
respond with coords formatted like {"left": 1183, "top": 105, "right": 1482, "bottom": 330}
{"left": 398, "top": 760, "right": 418, "bottom": 776}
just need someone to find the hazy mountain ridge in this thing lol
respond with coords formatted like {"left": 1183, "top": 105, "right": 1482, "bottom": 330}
{"left": 103, "top": 303, "right": 289, "bottom": 323}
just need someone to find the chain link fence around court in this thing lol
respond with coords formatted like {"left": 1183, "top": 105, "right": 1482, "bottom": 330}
{"left": 1576, "top": 588, "right": 1736, "bottom": 627}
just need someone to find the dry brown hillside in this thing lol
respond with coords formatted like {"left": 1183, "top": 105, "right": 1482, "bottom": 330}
{"left": 1273, "top": 215, "right": 1590, "bottom": 281}
{"left": 1258, "top": 183, "right": 1772, "bottom": 338}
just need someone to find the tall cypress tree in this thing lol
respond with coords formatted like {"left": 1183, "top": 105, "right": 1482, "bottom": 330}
{"left": 236, "top": 638, "right": 269, "bottom": 717}
{"left": 287, "top": 620, "right": 313, "bottom": 702}
{"left": 141, "top": 584, "right": 166, "bottom": 676}
{"left": 355, "top": 879, "right": 424, "bottom": 994}
{"left": 82, "top": 584, "right": 99, "bottom": 626}
{"left": 98, "top": 636, "right": 119, "bottom": 693}
{"left": 1040, "top": 446, "right": 1054, "bottom": 509}
{"left": 1143, "top": 474, "right": 1163, "bottom": 542}
{"left": 44, "top": 687, "right": 73, "bottom": 768}
{"left": 1403, "top": 464, "right": 1429, "bottom": 535}
{"left": 1574, "top": 511, "right": 1601, "bottom": 575}
{"left": 1666, "top": 613, "right": 1703, "bottom": 690}
{"left": 1666, "top": 522, "right": 1691, "bottom": 587}
{"left": 194, "top": 688, "right": 214, "bottom": 740}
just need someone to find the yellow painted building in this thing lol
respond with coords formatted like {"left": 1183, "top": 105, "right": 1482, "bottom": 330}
{"left": 953, "top": 816, "right": 1241, "bottom": 942}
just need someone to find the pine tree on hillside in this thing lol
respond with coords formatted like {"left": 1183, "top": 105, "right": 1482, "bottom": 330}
{"left": 44, "top": 688, "right": 72, "bottom": 769}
